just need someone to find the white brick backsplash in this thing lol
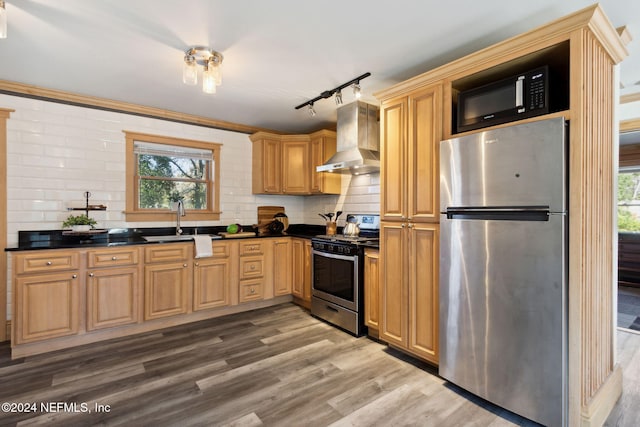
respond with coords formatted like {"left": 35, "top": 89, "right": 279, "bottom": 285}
{"left": 1, "top": 93, "right": 380, "bottom": 320}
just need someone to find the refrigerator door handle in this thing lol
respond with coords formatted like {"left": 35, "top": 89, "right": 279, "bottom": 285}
{"left": 445, "top": 207, "right": 550, "bottom": 221}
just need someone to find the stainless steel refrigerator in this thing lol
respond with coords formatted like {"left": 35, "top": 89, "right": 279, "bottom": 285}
{"left": 439, "top": 117, "right": 567, "bottom": 427}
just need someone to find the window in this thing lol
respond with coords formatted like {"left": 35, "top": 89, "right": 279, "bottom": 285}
{"left": 618, "top": 169, "right": 640, "bottom": 232}
{"left": 124, "top": 131, "right": 221, "bottom": 221}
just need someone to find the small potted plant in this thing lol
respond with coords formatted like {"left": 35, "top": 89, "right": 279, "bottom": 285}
{"left": 62, "top": 214, "right": 97, "bottom": 232}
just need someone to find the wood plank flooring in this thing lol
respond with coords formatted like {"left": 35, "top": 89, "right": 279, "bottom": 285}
{"left": 0, "top": 303, "right": 637, "bottom": 426}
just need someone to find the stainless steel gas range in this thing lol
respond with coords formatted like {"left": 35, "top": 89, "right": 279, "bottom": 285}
{"left": 310, "top": 214, "right": 379, "bottom": 336}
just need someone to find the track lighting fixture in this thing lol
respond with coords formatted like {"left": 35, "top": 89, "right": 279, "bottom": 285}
{"left": 0, "top": 1, "right": 7, "bottom": 39}
{"left": 352, "top": 82, "right": 361, "bottom": 99}
{"left": 295, "top": 72, "right": 370, "bottom": 113}
{"left": 182, "top": 46, "right": 223, "bottom": 94}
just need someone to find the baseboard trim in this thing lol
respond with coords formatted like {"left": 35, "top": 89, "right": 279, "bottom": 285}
{"left": 581, "top": 364, "right": 623, "bottom": 427}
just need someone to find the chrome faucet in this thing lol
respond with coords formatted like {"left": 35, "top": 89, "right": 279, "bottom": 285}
{"left": 175, "top": 200, "right": 185, "bottom": 235}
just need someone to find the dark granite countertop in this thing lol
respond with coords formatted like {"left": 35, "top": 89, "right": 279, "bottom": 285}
{"left": 5, "top": 224, "right": 327, "bottom": 251}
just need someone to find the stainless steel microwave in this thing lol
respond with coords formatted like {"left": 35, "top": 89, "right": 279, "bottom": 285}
{"left": 457, "top": 66, "right": 549, "bottom": 132}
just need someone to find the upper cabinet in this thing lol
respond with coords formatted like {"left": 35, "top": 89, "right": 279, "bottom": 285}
{"left": 381, "top": 84, "right": 442, "bottom": 223}
{"left": 250, "top": 130, "right": 340, "bottom": 195}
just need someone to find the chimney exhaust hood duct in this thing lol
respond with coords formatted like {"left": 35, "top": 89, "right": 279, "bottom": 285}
{"left": 316, "top": 101, "right": 380, "bottom": 175}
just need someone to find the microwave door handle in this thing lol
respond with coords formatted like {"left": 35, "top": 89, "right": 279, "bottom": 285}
{"left": 515, "top": 76, "right": 524, "bottom": 108}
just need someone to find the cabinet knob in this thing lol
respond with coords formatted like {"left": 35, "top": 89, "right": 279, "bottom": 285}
{"left": 401, "top": 224, "right": 406, "bottom": 228}
{"left": 72, "top": 274, "right": 77, "bottom": 279}
{"left": 46, "top": 261, "right": 53, "bottom": 266}
{"left": 408, "top": 217, "right": 413, "bottom": 221}
{"left": 195, "top": 262, "right": 199, "bottom": 267}
{"left": 250, "top": 264, "right": 256, "bottom": 270}
{"left": 112, "top": 256, "right": 117, "bottom": 261}
{"left": 89, "top": 273, "right": 94, "bottom": 277}
{"left": 183, "top": 263, "right": 188, "bottom": 268}
{"left": 250, "top": 288, "right": 256, "bottom": 294}
{"left": 408, "top": 224, "right": 414, "bottom": 229}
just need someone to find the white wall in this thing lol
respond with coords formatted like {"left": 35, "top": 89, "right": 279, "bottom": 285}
{"left": 1, "top": 94, "right": 381, "bottom": 319}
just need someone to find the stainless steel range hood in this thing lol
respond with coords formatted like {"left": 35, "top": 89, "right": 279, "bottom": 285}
{"left": 316, "top": 101, "right": 380, "bottom": 174}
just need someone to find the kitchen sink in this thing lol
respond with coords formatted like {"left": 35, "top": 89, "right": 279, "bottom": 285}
{"left": 142, "top": 234, "right": 220, "bottom": 242}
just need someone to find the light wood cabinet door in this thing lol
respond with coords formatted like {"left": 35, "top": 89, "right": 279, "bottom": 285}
{"left": 381, "top": 84, "right": 442, "bottom": 223}
{"left": 408, "top": 223, "right": 439, "bottom": 363}
{"left": 282, "top": 140, "right": 310, "bottom": 194}
{"left": 310, "top": 133, "right": 340, "bottom": 194}
{"left": 193, "top": 257, "right": 231, "bottom": 311}
{"left": 252, "top": 137, "right": 281, "bottom": 194}
{"left": 407, "top": 85, "right": 442, "bottom": 223}
{"left": 273, "top": 239, "right": 292, "bottom": 296}
{"left": 14, "top": 271, "right": 80, "bottom": 344}
{"left": 381, "top": 96, "right": 407, "bottom": 222}
{"left": 364, "top": 248, "right": 380, "bottom": 330}
{"left": 86, "top": 266, "right": 139, "bottom": 331}
{"left": 291, "top": 238, "right": 311, "bottom": 303}
{"left": 144, "top": 261, "right": 191, "bottom": 320}
{"left": 379, "top": 222, "right": 407, "bottom": 347}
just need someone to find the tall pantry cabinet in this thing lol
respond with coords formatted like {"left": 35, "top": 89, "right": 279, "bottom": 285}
{"left": 378, "top": 84, "right": 441, "bottom": 364}
{"left": 375, "top": 5, "right": 628, "bottom": 425}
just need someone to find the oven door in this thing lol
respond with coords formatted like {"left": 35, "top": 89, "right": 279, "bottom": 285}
{"left": 311, "top": 249, "right": 358, "bottom": 312}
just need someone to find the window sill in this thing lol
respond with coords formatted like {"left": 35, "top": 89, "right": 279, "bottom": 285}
{"left": 123, "top": 211, "right": 221, "bottom": 222}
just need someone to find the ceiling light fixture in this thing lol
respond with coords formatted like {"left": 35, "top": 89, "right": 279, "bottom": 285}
{"left": 352, "top": 82, "right": 361, "bottom": 99}
{"left": 295, "top": 72, "right": 370, "bottom": 113}
{"left": 0, "top": 1, "right": 7, "bottom": 39}
{"left": 182, "top": 46, "right": 223, "bottom": 94}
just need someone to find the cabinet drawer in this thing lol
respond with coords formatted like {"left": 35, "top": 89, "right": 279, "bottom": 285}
{"left": 239, "top": 256, "right": 264, "bottom": 279}
{"left": 239, "top": 279, "right": 263, "bottom": 303}
{"left": 15, "top": 251, "right": 81, "bottom": 274}
{"left": 239, "top": 240, "right": 264, "bottom": 256}
{"left": 211, "top": 242, "right": 230, "bottom": 258}
{"left": 144, "top": 244, "right": 190, "bottom": 263}
{"left": 88, "top": 248, "right": 139, "bottom": 268}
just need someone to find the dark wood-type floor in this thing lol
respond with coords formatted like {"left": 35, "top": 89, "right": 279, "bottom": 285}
{"left": 0, "top": 303, "right": 638, "bottom": 427}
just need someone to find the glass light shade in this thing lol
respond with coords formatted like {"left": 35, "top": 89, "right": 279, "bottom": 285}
{"left": 202, "top": 67, "right": 217, "bottom": 94}
{"left": 182, "top": 59, "right": 197, "bottom": 85}
{"left": 213, "top": 63, "right": 222, "bottom": 86}
{"left": 0, "top": 1, "right": 7, "bottom": 39}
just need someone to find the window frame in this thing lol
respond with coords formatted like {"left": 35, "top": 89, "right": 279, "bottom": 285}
{"left": 124, "top": 131, "right": 221, "bottom": 222}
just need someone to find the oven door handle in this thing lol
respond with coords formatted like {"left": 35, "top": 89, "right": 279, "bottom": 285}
{"left": 312, "top": 249, "right": 357, "bottom": 262}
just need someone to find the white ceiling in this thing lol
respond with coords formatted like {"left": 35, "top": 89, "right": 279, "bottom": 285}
{"left": 0, "top": 0, "right": 638, "bottom": 134}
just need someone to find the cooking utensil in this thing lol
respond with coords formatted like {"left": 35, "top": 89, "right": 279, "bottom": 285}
{"left": 327, "top": 213, "right": 334, "bottom": 221}
{"left": 319, "top": 213, "right": 328, "bottom": 221}
{"left": 335, "top": 211, "right": 343, "bottom": 221}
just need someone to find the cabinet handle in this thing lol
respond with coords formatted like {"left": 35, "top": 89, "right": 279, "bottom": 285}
{"left": 401, "top": 224, "right": 406, "bottom": 228}
{"left": 195, "top": 262, "right": 199, "bottom": 267}
{"left": 46, "top": 261, "right": 53, "bottom": 265}
{"left": 89, "top": 273, "right": 94, "bottom": 277}
{"left": 250, "top": 264, "right": 256, "bottom": 270}
{"left": 112, "top": 256, "right": 117, "bottom": 261}
{"left": 408, "top": 224, "right": 414, "bottom": 229}
{"left": 183, "top": 263, "right": 188, "bottom": 268}
{"left": 250, "top": 287, "right": 256, "bottom": 294}
{"left": 72, "top": 274, "right": 77, "bottom": 279}
{"left": 407, "top": 217, "right": 413, "bottom": 221}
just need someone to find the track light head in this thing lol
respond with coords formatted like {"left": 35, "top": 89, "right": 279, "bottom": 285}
{"left": 308, "top": 104, "right": 317, "bottom": 117}
{"left": 335, "top": 90, "right": 343, "bottom": 105}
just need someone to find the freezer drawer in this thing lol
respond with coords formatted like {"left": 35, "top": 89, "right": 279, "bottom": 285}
{"left": 440, "top": 117, "right": 566, "bottom": 212}
{"left": 439, "top": 213, "right": 567, "bottom": 427}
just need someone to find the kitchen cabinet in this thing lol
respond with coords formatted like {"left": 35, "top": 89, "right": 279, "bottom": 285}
{"left": 380, "top": 222, "right": 439, "bottom": 364}
{"left": 310, "top": 130, "right": 340, "bottom": 194}
{"left": 13, "top": 250, "right": 81, "bottom": 344}
{"left": 238, "top": 239, "right": 266, "bottom": 303}
{"left": 251, "top": 135, "right": 281, "bottom": 193}
{"left": 86, "top": 247, "right": 141, "bottom": 331}
{"left": 143, "top": 244, "right": 192, "bottom": 320}
{"left": 281, "top": 138, "right": 310, "bottom": 194}
{"left": 364, "top": 248, "right": 380, "bottom": 332}
{"left": 292, "top": 238, "right": 312, "bottom": 307}
{"left": 272, "top": 238, "right": 292, "bottom": 296}
{"left": 250, "top": 131, "right": 338, "bottom": 195}
{"left": 193, "top": 241, "right": 234, "bottom": 311}
{"left": 381, "top": 84, "right": 442, "bottom": 223}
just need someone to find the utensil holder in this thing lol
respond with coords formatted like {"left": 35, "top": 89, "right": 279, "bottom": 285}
{"left": 326, "top": 221, "right": 337, "bottom": 236}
